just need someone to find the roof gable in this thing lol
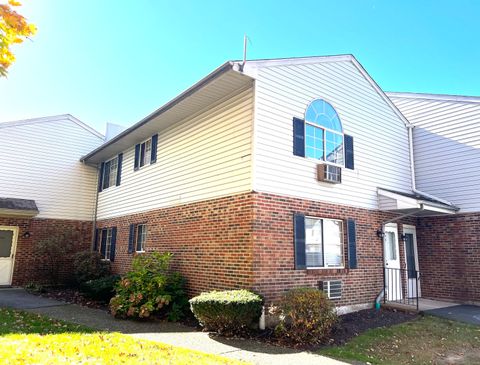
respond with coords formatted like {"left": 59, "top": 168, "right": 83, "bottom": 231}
{"left": 238, "top": 54, "right": 412, "bottom": 127}
{"left": 0, "top": 114, "right": 104, "bottom": 140}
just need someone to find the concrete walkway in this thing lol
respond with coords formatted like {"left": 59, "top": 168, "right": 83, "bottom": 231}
{"left": 0, "top": 288, "right": 347, "bottom": 365}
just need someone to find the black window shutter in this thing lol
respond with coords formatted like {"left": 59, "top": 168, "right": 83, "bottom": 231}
{"left": 98, "top": 163, "right": 105, "bottom": 192}
{"left": 134, "top": 144, "right": 140, "bottom": 170}
{"left": 100, "top": 229, "right": 107, "bottom": 258}
{"left": 116, "top": 153, "right": 123, "bottom": 186}
{"left": 93, "top": 228, "right": 99, "bottom": 251}
{"left": 293, "top": 118, "right": 305, "bottom": 157}
{"left": 345, "top": 135, "right": 354, "bottom": 170}
{"left": 110, "top": 227, "right": 117, "bottom": 261}
{"left": 293, "top": 213, "right": 306, "bottom": 269}
{"left": 128, "top": 224, "right": 135, "bottom": 253}
{"left": 347, "top": 218, "right": 357, "bottom": 269}
{"left": 151, "top": 134, "right": 158, "bottom": 164}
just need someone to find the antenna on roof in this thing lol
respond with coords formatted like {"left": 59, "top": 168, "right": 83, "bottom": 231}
{"left": 243, "top": 34, "right": 250, "bottom": 65}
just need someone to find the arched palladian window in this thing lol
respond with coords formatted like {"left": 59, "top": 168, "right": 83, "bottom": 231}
{"left": 304, "top": 99, "right": 344, "bottom": 165}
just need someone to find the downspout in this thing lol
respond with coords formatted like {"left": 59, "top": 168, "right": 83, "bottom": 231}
{"left": 407, "top": 125, "right": 455, "bottom": 206}
{"left": 91, "top": 163, "right": 100, "bottom": 251}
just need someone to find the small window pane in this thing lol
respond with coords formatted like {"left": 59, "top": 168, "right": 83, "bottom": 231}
{"left": 324, "top": 220, "right": 343, "bottom": 267}
{"left": 305, "top": 218, "right": 323, "bottom": 267}
{"left": 385, "top": 232, "right": 397, "bottom": 260}
{"left": 0, "top": 230, "right": 13, "bottom": 258}
{"left": 136, "top": 224, "right": 147, "bottom": 252}
{"left": 325, "top": 131, "right": 344, "bottom": 165}
{"left": 306, "top": 124, "right": 315, "bottom": 137}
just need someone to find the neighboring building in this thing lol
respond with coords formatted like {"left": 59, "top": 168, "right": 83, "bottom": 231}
{"left": 388, "top": 92, "right": 480, "bottom": 303}
{"left": 0, "top": 114, "right": 104, "bottom": 285}
{"left": 2, "top": 56, "right": 478, "bottom": 313}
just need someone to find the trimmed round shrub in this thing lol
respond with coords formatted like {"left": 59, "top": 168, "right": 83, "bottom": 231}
{"left": 189, "top": 290, "right": 263, "bottom": 335}
{"left": 73, "top": 251, "right": 111, "bottom": 285}
{"left": 274, "top": 287, "right": 337, "bottom": 345}
{"left": 80, "top": 274, "right": 121, "bottom": 302}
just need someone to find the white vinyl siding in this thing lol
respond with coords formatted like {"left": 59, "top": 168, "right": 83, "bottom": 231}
{"left": 389, "top": 95, "right": 480, "bottom": 212}
{"left": 250, "top": 60, "right": 412, "bottom": 209}
{"left": 0, "top": 116, "right": 103, "bottom": 220}
{"left": 96, "top": 87, "right": 254, "bottom": 220}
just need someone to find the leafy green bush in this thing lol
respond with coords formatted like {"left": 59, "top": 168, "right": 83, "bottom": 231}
{"left": 109, "top": 252, "right": 188, "bottom": 321}
{"left": 80, "top": 275, "right": 121, "bottom": 302}
{"left": 273, "top": 287, "right": 337, "bottom": 345}
{"left": 189, "top": 290, "right": 263, "bottom": 335}
{"left": 73, "top": 251, "right": 111, "bottom": 285}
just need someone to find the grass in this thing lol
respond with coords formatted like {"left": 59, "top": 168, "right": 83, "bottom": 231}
{"left": 320, "top": 315, "right": 480, "bottom": 365}
{"left": 0, "top": 308, "right": 247, "bottom": 364}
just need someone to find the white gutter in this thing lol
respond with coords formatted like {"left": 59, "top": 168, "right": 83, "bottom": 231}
{"left": 407, "top": 125, "right": 456, "bottom": 207}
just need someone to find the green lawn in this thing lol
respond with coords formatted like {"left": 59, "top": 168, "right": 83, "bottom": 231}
{"left": 320, "top": 315, "right": 480, "bottom": 365}
{"left": 0, "top": 308, "right": 246, "bottom": 365}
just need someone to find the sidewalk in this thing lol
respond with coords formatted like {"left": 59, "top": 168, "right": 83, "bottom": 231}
{"left": 0, "top": 288, "right": 348, "bottom": 365}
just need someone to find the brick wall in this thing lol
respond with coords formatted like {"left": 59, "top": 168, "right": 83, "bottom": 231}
{"left": 417, "top": 213, "right": 480, "bottom": 303}
{"left": 251, "top": 192, "right": 415, "bottom": 306}
{"left": 0, "top": 217, "right": 92, "bottom": 286}
{"left": 97, "top": 192, "right": 418, "bottom": 307}
{"left": 96, "top": 194, "right": 255, "bottom": 296}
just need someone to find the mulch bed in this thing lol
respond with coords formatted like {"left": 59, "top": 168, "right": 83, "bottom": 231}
{"left": 244, "top": 308, "right": 418, "bottom": 350}
{"left": 28, "top": 287, "right": 109, "bottom": 310}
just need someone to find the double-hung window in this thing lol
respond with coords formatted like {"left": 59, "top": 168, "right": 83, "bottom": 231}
{"left": 305, "top": 217, "right": 344, "bottom": 268}
{"left": 95, "top": 227, "right": 117, "bottom": 261}
{"left": 140, "top": 139, "right": 152, "bottom": 167}
{"left": 134, "top": 134, "right": 158, "bottom": 170}
{"left": 304, "top": 99, "right": 344, "bottom": 166}
{"left": 102, "top": 156, "right": 118, "bottom": 190}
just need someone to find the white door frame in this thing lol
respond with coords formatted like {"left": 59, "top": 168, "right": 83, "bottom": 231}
{"left": 0, "top": 226, "right": 19, "bottom": 286}
{"left": 402, "top": 225, "right": 421, "bottom": 298}
{"left": 383, "top": 223, "right": 402, "bottom": 301}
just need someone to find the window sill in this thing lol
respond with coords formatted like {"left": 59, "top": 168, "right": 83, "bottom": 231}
{"left": 135, "top": 250, "right": 146, "bottom": 254}
{"left": 305, "top": 267, "right": 348, "bottom": 275}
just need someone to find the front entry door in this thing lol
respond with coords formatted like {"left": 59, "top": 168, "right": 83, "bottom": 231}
{"left": 384, "top": 224, "right": 402, "bottom": 301}
{"left": 0, "top": 227, "right": 18, "bottom": 285}
{"left": 403, "top": 225, "right": 421, "bottom": 298}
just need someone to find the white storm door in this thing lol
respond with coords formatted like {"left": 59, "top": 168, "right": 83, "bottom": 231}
{"left": 0, "top": 227, "right": 18, "bottom": 286}
{"left": 384, "top": 224, "right": 402, "bottom": 301}
{"left": 403, "top": 225, "right": 421, "bottom": 299}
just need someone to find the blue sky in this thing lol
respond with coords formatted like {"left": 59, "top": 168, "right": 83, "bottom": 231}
{"left": 1, "top": 0, "right": 479, "bottom": 132}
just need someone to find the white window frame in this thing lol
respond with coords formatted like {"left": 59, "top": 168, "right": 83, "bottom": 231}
{"left": 135, "top": 224, "right": 147, "bottom": 252}
{"left": 99, "top": 228, "right": 113, "bottom": 261}
{"left": 305, "top": 122, "right": 345, "bottom": 167}
{"left": 102, "top": 156, "right": 118, "bottom": 190}
{"left": 139, "top": 138, "right": 152, "bottom": 168}
{"left": 305, "top": 216, "right": 344, "bottom": 269}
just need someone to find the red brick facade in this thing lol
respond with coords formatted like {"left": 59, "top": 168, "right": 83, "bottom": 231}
{"left": 96, "top": 192, "right": 418, "bottom": 307}
{"left": 417, "top": 213, "right": 480, "bottom": 303}
{"left": 96, "top": 194, "right": 255, "bottom": 295}
{"left": 0, "top": 217, "right": 92, "bottom": 286}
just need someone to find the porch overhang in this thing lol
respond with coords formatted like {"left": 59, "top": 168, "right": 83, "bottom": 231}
{"left": 0, "top": 197, "right": 39, "bottom": 217}
{"left": 377, "top": 188, "right": 459, "bottom": 217}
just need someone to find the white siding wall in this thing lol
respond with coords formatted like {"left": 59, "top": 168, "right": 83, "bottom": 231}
{"left": 96, "top": 87, "right": 254, "bottom": 220}
{"left": 390, "top": 96, "right": 480, "bottom": 212}
{"left": 0, "top": 116, "right": 103, "bottom": 220}
{"left": 250, "top": 61, "right": 412, "bottom": 209}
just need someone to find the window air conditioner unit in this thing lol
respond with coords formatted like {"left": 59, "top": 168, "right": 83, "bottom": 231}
{"left": 319, "top": 280, "right": 342, "bottom": 299}
{"left": 317, "top": 164, "right": 342, "bottom": 184}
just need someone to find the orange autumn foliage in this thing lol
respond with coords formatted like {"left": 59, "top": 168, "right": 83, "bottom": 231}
{"left": 0, "top": 0, "right": 36, "bottom": 76}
